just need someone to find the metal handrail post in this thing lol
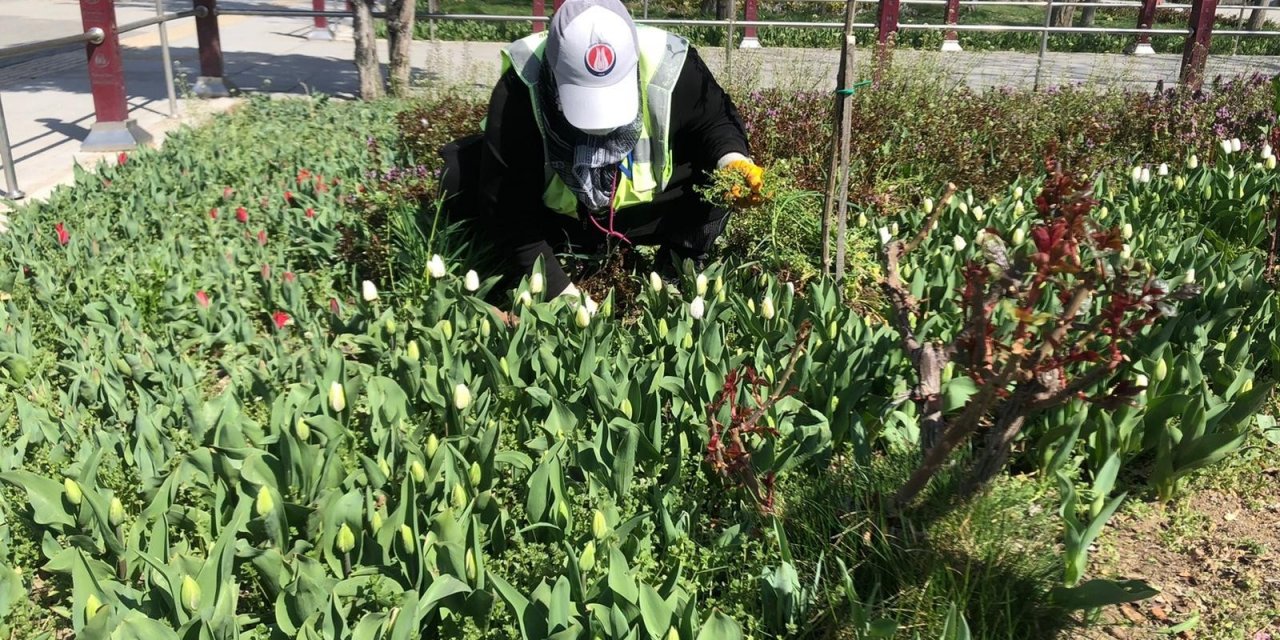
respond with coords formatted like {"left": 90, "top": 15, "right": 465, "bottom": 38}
{"left": 0, "top": 94, "right": 24, "bottom": 201}
{"left": 157, "top": 0, "right": 178, "bottom": 116}
{"left": 1034, "top": 0, "right": 1053, "bottom": 90}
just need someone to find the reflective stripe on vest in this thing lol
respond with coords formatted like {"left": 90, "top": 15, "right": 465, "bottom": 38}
{"left": 498, "top": 27, "right": 688, "bottom": 217}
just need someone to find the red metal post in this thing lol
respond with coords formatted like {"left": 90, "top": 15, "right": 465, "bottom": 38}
{"left": 1179, "top": 0, "right": 1219, "bottom": 90}
{"left": 554, "top": 0, "right": 565, "bottom": 9}
{"left": 193, "top": 0, "right": 230, "bottom": 97}
{"left": 533, "top": 0, "right": 545, "bottom": 33}
{"left": 741, "top": 0, "right": 761, "bottom": 48}
{"left": 310, "top": 0, "right": 334, "bottom": 40}
{"left": 1131, "top": 0, "right": 1158, "bottom": 54}
{"left": 942, "top": 0, "right": 962, "bottom": 51}
{"left": 79, "top": 0, "right": 152, "bottom": 151}
{"left": 874, "top": 0, "right": 901, "bottom": 84}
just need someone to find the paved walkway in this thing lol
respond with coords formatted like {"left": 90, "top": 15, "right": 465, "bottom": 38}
{"left": 2, "top": 1, "right": 1280, "bottom": 207}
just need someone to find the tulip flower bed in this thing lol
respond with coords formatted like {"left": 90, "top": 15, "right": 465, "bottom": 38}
{"left": 0, "top": 88, "right": 1277, "bottom": 640}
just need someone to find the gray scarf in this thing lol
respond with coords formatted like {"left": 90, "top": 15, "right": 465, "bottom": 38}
{"left": 536, "top": 63, "right": 643, "bottom": 213}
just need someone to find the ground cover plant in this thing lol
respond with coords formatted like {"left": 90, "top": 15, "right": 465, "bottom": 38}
{"left": 0, "top": 73, "right": 1277, "bottom": 640}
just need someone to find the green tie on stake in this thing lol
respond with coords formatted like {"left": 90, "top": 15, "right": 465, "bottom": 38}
{"left": 834, "top": 80, "right": 873, "bottom": 96}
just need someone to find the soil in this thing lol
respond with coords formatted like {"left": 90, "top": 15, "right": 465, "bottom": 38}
{"left": 1081, "top": 466, "right": 1280, "bottom": 639}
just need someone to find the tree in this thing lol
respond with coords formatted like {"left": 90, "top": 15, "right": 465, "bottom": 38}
{"left": 1050, "top": 4, "right": 1076, "bottom": 28}
{"left": 386, "top": 0, "right": 417, "bottom": 96}
{"left": 1077, "top": 0, "right": 1098, "bottom": 28}
{"left": 1247, "top": 0, "right": 1272, "bottom": 31}
{"left": 352, "top": 0, "right": 383, "bottom": 100}
{"left": 700, "top": 0, "right": 731, "bottom": 19}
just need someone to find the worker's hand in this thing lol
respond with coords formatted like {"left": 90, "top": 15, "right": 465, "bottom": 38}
{"left": 724, "top": 159, "right": 768, "bottom": 208}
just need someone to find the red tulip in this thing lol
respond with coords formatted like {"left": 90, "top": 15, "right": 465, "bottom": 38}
{"left": 117, "top": 152, "right": 128, "bottom": 166}
{"left": 329, "top": 298, "right": 341, "bottom": 315}
{"left": 261, "top": 263, "right": 271, "bottom": 280}
{"left": 272, "top": 311, "right": 291, "bottom": 330}
{"left": 284, "top": 190, "right": 294, "bottom": 205}
{"left": 223, "top": 186, "right": 234, "bottom": 199}
{"left": 196, "top": 290, "right": 210, "bottom": 308}
{"left": 209, "top": 207, "right": 219, "bottom": 219}
{"left": 54, "top": 223, "right": 69, "bottom": 246}
{"left": 236, "top": 207, "right": 248, "bottom": 224}
{"left": 257, "top": 230, "right": 268, "bottom": 246}
{"left": 283, "top": 271, "right": 297, "bottom": 284}
{"left": 305, "top": 208, "right": 316, "bottom": 219}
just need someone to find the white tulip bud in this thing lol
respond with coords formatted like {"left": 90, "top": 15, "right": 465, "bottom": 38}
{"left": 464, "top": 270, "right": 480, "bottom": 292}
{"left": 689, "top": 296, "right": 706, "bottom": 320}
{"left": 1014, "top": 201, "right": 1025, "bottom": 216}
{"left": 361, "top": 280, "right": 378, "bottom": 302}
{"left": 1013, "top": 186, "right": 1023, "bottom": 199}
{"left": 1157, "top": 163, "right": 1169, "bottom": 176}
{"left": 453, "top": 383, "right": 472, "bottom": 410}
{"left": 329, "top": 381, "right": 346, "bottom": 413}
{"left": 1012, "top": 227, "right": 1026, "bottom": 246}
{"left": 857, "top": 212, "right": 868, "bottom": 227}
{"left": 952, "top": 235, "right": 967, "bottom": 252}
{"left": 425, "top": 254, "right": 446, "bottom": 279}
{"left": 1184, "top": 268, "right": 1195, "bottom": 284}
{"left": 922, "top": 197, "right": 934, "bottom": 214}
{"left": 760, "top": 296, "right": 775, "bottom": 320}
{"left": 575, "top": 304, "right": 591, "bottom": 328}
{"left": 1187, "top": 154, "right": 1199, "bottom": 169}
{"left": 1120, "top": 244, "right": 1131, "bottom": 260}
{"left": 890, "top": 222, "right": 899, "bottom": 236}
{"left": 1139, "top": 167, "right": 1151, "bottom": 183}
{"left": 1131, "top": 166, "right": 1143, "bottom": 181}
{"left": 972, "top": 206, "right": 985, "bottom": 221}
{"left": 1122, "top": 223, "right": 1133, "bottom": 239}
{"left": 1231, "top": 138, "right": 1242, "bottom": 153}
{"left": 649, "top": 271, "right": 663, "bottom": 293}
{"left": 878, "top": 227, "right": 891, "bottom": 245}
{"left": 517, "top": 290, "right": 532, "bottom": 307}
{"left": 1221, "top": 139, "right": 1234, "bottom": 155}
{"left": 695, "top": 273, "right": 708, "bottom": 296}
{"left": 1267, "top": 156, "right": 1277, "bottom": 170}
{"left": 529, "top": 272, "right": 544, "bottom": 295}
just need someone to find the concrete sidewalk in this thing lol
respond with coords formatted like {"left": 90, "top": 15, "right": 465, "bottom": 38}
{"left": 3, "top": 1, "right": 1280, "bottom": 208}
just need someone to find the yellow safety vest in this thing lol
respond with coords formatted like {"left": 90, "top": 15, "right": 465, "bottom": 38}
{"left": 495, "top": 26, "right": 689, "bottom": 217}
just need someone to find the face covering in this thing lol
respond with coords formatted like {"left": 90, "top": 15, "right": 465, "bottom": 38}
{"left": 535, "top": 62, "right": 643, "bottom": 213}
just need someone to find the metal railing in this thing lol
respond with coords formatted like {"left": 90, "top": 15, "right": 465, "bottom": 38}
{"left": 0, "top": 5, "right": 205, "bottom": 200}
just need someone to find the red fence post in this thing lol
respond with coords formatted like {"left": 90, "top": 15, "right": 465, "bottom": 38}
{"left": 79, "top": 0, "right": 152, "bottom": 151}
{"left": 874, "top": 0, "right": 900, "bottom": 84}
{"left": 942, "top": 0, "right": 962, "bottom": 51}
{"left": 192, "top": 0, "right": 230, "bottom": 97}
{"left": 310, "top": 0, "right": 333, "bottom": 40}
{"left": 741, "top": 0, "right": 761, "bottom": 48}
{"left": 533, "top": 0, "right": 545, "bottom": 33}
{"left": 1131, "top": 0, "right": 1157, "bottom": 54}
{"left": 1179, "top": 0, "right": 1219, "bottom": 90}
{"left": 554, "top": 0, "right": 565, "bottom": 9}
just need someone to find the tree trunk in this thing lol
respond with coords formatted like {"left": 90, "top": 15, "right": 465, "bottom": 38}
{"left": 701, "top": 0, "right": 731, "bottom": 18}
{"left": 352, "top": 0, "right": 384, "bottom": 100}
{"left": 386, "top": 0, "right": 416, "bottom": 96}
{"left": 1050, "top": 5, "right": 1076, "bottom": 27}
{"left": 1078, "top": 0, "right": 1098, "bottom": 27}
{"left": 1247, "top": 0, "right": 1270, "bottom": 31}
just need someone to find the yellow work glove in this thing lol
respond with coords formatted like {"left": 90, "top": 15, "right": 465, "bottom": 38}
{"left": 724, "top": 159, "right": 768, "bottom": 208}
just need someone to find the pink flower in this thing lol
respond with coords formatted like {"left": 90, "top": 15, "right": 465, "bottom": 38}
{"left": 261, "top": 263, "right": 271, "bottom": 280}
{"left": 271, "top": 310, "right": 291, "bottom": 330}
{"left": 329, "top": 297, "right": 341, "bottom": 315}
{"left": 209, "top": 207, "right": 218, "bottom": 219}
{"left": 283, "top": 271, "right": 297, "bottom": 284}
{"left": 236, "top": 207, "right": 248, "bottom": 224}
{"left": 223, "top": 186, "right": 234, "bottom": 199}
{"left": 195, "top": 290, "right": 210, "bottom": 308}
{"left": 305, "top": 208, "right": 316, "bottom": 219}
{"left": 117, "top": 152, "right": 128, "bottom": 166}
{"left": 257, "top": 230, "right": 268, "bottom": 246}
{"left": 54, "top": 223, "right": 69, "bottom": 246}
{"left": 284, "top": 190, "right": 294, "bottom": 205}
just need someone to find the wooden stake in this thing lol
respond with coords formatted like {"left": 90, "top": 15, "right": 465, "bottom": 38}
{"left": 821, "top": 0, "right": 858, "bottom": 276}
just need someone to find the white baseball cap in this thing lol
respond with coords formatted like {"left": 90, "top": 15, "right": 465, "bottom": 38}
{"left": 545, "top": 0, "right": 640, "bottom": 132}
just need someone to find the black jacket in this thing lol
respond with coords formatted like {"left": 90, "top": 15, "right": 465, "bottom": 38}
{"left": 479, "top": 44, "right": 750, "bottom": 293}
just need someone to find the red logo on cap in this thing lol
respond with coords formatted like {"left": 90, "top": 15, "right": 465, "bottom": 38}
{"left": 584, "top": 43, "right": 616, "bottom": 77}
